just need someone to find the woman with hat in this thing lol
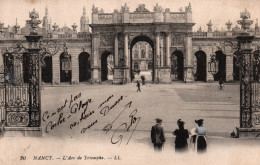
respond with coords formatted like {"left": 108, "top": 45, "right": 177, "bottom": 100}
{"left": 194, "top": 119, "right": 207, "bottom": 152}
{"left": 172, "top": 119, "right": 189, "bottom": 152}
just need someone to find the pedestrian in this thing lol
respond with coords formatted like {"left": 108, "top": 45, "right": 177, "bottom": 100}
{"left": 141, "top": 75, "right": 145, "bottom": 85}
{"left": 172, "top": 119, "right": 189, "bottom": 152}
{"left": 151, "top": 118, "right": 165, "bottom": 151}
{"left": 136, "top": 81, "right": 141, "bottom": 92}
{"left": 219, "top": 78, "right": 224, "bottom": 90}
{"left": 194, "top": 119, "right": 207, "bottom": 153}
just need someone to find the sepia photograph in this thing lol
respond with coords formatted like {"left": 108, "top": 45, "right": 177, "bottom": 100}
{"left": 0, "top": 0, "right": 260, "bottom": 164}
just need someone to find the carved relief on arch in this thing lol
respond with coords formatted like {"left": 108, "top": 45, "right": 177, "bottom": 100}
{"left": 81, "top": 47, "right": 92, "bottom": 55}
{"left": 171, "top": 33, "right": 185, "bottom": 46}
{"left": 100, "top": 34, "right": 114, "bottom": 47}
{"left": 212, "top": 42, "right": 224, "bottom": 53}
{"left": 128, "top": 32, "right": 155, "bottom": 47}
{"left": 170, "top": 47, "right": 184, "bottom": 55}
{"left": 99, "top": 48, "right": 113, "bottom": 59}
{"left": 192, "top": 45, "right": 205, "bottom": 54}
{"left": 223, "top": 41, "right": 235, "bottom": 55}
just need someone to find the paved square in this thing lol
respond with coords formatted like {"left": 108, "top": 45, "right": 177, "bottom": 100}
{"left": 41, "top": 83, "right": 240, "bottom": 139}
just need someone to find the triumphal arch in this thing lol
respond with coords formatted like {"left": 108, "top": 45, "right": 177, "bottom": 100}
{"left": 90, "top": 3, "right": 194, "bottom": 84}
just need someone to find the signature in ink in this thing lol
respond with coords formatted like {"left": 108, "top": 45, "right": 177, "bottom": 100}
{"left": 102, "top": 101, "right": 141, "bottom": 146}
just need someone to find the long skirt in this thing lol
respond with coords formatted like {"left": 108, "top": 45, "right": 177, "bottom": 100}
{"left": 197, "top": 136, "right": 207, "bottom": 152}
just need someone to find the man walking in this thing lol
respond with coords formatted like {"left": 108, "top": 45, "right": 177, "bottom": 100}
{"left": 136, "top": 81, "right": 141, "bottom": 92}
{"left": 151, "top": 118, "right": 165, "bottom": 151}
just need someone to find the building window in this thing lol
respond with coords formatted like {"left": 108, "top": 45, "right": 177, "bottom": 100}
{"left": 148, "top": 62, "right": 153, "bottom": 70}
{"left": 134, "top": 62, "right": 139, "bottom": 71}
{"left": 141, "top": 49, "right": 145, "bottom": 58}
{"left": 149, "top": 50, "right": 152, "bottom": 58}
{"left": 134, "top": 50, "right": 138, "bottom": 59}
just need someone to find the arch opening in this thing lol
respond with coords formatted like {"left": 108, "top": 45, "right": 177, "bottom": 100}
{"left": 170, "top": 51, "right": 184, "bottom": 81}
{"left": 214, "top": 51, "right": 226, "bottom": 81}
{"left": 42, "top": 56, "right": 52, "bottom": 83}
{"left": 130, "top": 35, "right": 154, "bottom": 82}
{"left": 78, "top": 52, "right": 91, "bottom": 82}
{"left": 101, "top": 51, "right": 114, "bottom": 82}
{"left": 194, "top": 51, "right": 206, "bottom": 81}
{"left": 60, "top": 52, "right": 72, "bottom": 83}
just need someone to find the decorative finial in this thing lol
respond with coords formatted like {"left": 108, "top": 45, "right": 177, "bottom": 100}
{"left": 92, "top": 5, "right": 99, "bottom": 14}
{"left": 197, "top": 26, "right": 202, "bottom": 32}
{"left": 121, "top": 2, "right": 129, "bottom": 13}
{"left": 14, "top": 18, "right": 20, "bottom": 34}
{"left": 52, "top": 22, "right": 58, "bottom": 32}
{"left": 154, "top": 3, "right": 163, "bottom": 12}
{"left": 226, "top": 20, "right": 232, "bottom": 31}
{"left": 26, "top": 8, "right": 41, "bottom": 34}
{"left": 237, "top": 9, "right": 253, "bottom": 31}
{"left": 185, "top": 2, "right": 192, "bottom": 12}
{"left": 72, "top": 23, "right": 77, "bottom": 33}
{"left": 207, "top": 20, "right": 213, "bottom": 32}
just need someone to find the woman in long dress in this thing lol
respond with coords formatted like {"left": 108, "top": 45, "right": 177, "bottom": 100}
{"left": 173, "top": 119, "right": 189, "bottom": 152}
{"left": 195, "top": 119, "right": 207, "bottom": 152}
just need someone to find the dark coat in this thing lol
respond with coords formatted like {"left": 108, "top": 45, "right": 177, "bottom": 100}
{"left": 137, "top": 82, "right": 140, "bottom": 87}
{"left": 173, "top": 129, "right": 189, "bottom": 150}
{"left": 151, "top": 124, "right": 165, "bottom": 144}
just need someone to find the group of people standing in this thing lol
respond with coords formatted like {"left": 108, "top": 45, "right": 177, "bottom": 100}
{"left": 151, "top": 118, "right": 207, "bottom": 153}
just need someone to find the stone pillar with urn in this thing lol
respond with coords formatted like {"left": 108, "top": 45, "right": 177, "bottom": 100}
{"left": 235, "top": 9, "right": 260, "bottom": 137}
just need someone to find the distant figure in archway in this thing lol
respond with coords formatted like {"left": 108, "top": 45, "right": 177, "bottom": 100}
{"left": 136, "top": 81, "right": 141, "bottom": 92}
{"left": 219, "top": 78, "right": 224, "bottom": 90}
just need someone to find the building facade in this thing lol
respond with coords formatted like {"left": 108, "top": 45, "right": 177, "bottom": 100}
{"left": 0, "top": 4, "right": 260, "bottom": 84}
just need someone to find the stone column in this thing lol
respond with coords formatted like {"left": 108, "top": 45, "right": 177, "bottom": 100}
{"left": 124, "top": 32, "right": 130, "bottom": 82}
{"left": 70, "top": 48, "right": 81, "bottom": 84}
{"left": 156, "top": 32, "right": 160, "bottom": 66}
{"left": 92, "top": 32, "right": 100, "bottom": 83}
{"left": 52, "top": 50, "right": 62, "bottom": 84}
{"left": 160, "top": 36, "right": 164, "bottom": 67}
{"left": 166, "top": 33, "right": 170, "bottom": 66}
{"left": 184, "top": 32, "right": 194, "bottom": 82}
{"left": 226, "top": 54, "right": 234, "bottom": 82}
{"left": 205, "top": 48, "right": 214, "bottom": 82}
{"left": 114, "top": 33, "right": 119, "bottom": 66}
{"left": 124, "top": 33, "right": 129, "bottom": 67}
{"left": 155, "top": 32, "right": 160, "bottom": 83}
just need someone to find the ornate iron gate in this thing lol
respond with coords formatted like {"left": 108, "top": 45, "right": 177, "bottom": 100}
{"left": 0, "top": 9, "right": 59, "bottom": 132}
{"left": 0, "top": 65, "right": 5, "bottom": 123}
{"left": 1, "top": 42, "right": 41, "bottom": 127}
{"left": 252, "top": 51, "right": 260, "bottom": 126}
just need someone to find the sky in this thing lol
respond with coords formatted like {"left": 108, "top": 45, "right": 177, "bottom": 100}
{"left": 0, "top": 0, "right": 260, "bottom": 31}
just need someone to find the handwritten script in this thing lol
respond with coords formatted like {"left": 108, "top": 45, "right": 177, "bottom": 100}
{"left": 42, "top": 93, "right": 141, "bottom": 146}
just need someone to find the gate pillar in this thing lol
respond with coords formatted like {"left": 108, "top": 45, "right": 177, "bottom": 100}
{"left": 235, "top": 10, "right": 260, "bottom": 137}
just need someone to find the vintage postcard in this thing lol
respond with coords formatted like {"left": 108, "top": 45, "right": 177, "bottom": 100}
{"left": 0, "top": 0, "right": 260, "bottom": 164}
